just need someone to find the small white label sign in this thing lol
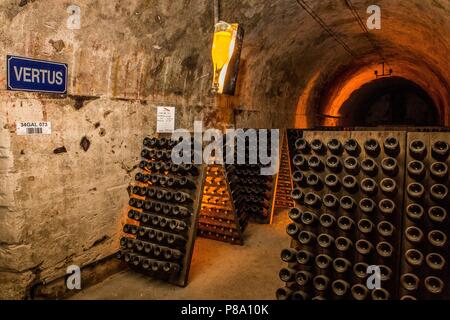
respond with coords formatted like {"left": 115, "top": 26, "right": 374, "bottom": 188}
{"left": 16, "top": 121, "right": 52, "bottom": 135}
{"left": 156, "top": 106, "right": 175, "bottom": 133}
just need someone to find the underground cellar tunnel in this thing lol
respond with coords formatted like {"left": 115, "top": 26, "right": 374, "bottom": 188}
{"left": 0, "top": 0, "right": 449, "bottom": 303}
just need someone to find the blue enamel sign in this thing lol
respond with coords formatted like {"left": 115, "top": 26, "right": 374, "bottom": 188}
{"left": 7, "top": 55, "right": 68, "bottom": 94}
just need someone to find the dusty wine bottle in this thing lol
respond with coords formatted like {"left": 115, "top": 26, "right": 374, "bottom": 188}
{"left": 293, "top": 154, "right": 308, "bottom": 169}
{"left": 338, "top": 216, "right": 355, "bottom": 231}
{"left": 359, "top": 198, "right": 376, "bottom": 215}
{"left": 335, "top": 237, "right": 353, "bottom": 253}
{"left": 400, "top": 273, "right": 420, "bottom": 292}
{"left": 377, "top": 221, "right": 395, "bottom": 238}
{"left": 167, "top": 233, "right": 187, "bottom": 247}
{"left": 316, "top": 254, "right": 333, "bottom": 270}
{"left": 405, "top": 226, "right": 424, "bottom": 244}
{"left": 340, "top": 196, "right": 355, "bottom": 212}
{"left": 381, "top": 157, "right": 399, "bottom": 176}
{"left": 430, "top": 184, "right": 448, "bottom": 202}
{"left": 291, "top": 188, "right": 304, "bottom": 203}
{"left": 325, "top": 155, "right": 342, "bottom": 172}
{"left": 279, "top": 268, "right": 297, "bottom": 282}
{"left": 304, "top": 192, "right": 321, "bottom": 208}
{"left": 317, "top": 234, "right": 335, "bottom": 249}
{"left": 405, "top": 249, "right": 424, "bottom": 267}
{"left": 301, "top": 211, "right": 318, "bottom": 226}
{"left": 288, "top": 207, "right": 302, "bottom": 222}
{"left": 376, "top": 242, "right": 394, "bottom": 258}
{"left": 344, "top": 139, "right": 360, "bottom": 156}
{"left": 354, "top": 262, "right": 369, "bottom": 279}
{"left": 319, "top": 213, "right": 336, "bottom": 228}
{"left": 424, "top": 276, "right": 444, "bottom": 295}
{"left": 323, "top": 194, "right": 339, "bottom": 210}
{"left": 407, "top": 160, "right": 426, "bottom": 179}
{"left": 430, "top": 162, "right": 449, "bottom": 181}
{"left": 311, "top": 139, "right": 325, "bottom": 154}
{"left": 306, "top": 174, "right": 322, "bottom": 189}
{"left": 296, "top": 250, "right": 315, "bottom": 266}
{"left": 356, "top": 239, "right": 374, "bottom": 256}
{"left": 361, "top": 158, "right": 378, "bottom": 176}
{"left": 371, "top": 289, "right": 390, "bottom": 300}
{"left": 406, "top": 204, "right": 424, "bottom": 222}
{"left": 308, "top": 156, "right": 324, "bottom": 171}
{"left": 364, "top": 139, "right": 381, "bottom": 157}
{"left": 295, "top": 138, "right": 310, "bottom": 153}
{"left": 379, "top": 199, "right": 396, "bottom": 215}
{"left": 342, "top": 175, "right": 358, "bottom": 191}
{"left": 409, "top": 140, "right": 427, "bottom": 160}
{"left": 351, "top": 284, "right": 369, "bottom": 301}
{"left": 286, "top": 223, "right": 300, "bottom": 238}
{"left": 333, "top": 258, "right": 351, "bottom": 274}
{"left": 432, "top": 141, "right": 449, "bottom": 160}
{"left": 324, "top": 174, "right": 340, "bottom": 189}
{"left": 332, "top": 280, "right": 350, "bottom": 298}
{"left": 298, "top": 231, "right": 317, "bottom": 245}
{"left": 428, "top": 206, "right": 447, "bottom": 224}
{"left": 357, "top": 219, "right": 374, "bottom": 234}
{"left": 327, "top": 138, "right": 342, "bottom": 155}
{"left": 407, "top": 182, "right": 425, "bottom": 200}
{"left": 281, "top": 248, "right": 298, "bottom": 263}
{"left": 276, "top": 287, "right": 293, "bottom": 300}
{"left": 428, "top": 230, "right": 447, "bottom": 248}
{"left": 295, "top": 271, "right": 313, "bottom": 286}
{"left": 384, "top": 136, "right": 400, "bottom": 157}
{"left": 343, "top": 156, "right": 359, "bottom": 175}
{"left": 380, "top": 178, "right": 397, "bottom": 196}
{"left": 313, "top": 275, "right": 330, "bottom": 292}
{"left": 426, "top": 253, "right": 446, "bottom": 271}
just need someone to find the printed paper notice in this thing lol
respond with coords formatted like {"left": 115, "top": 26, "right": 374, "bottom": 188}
{"left": 16, "top": 122, "right": 52, "bottom": 135}
{"left": 157, "top": 106, "right": 175, "bottom": 133}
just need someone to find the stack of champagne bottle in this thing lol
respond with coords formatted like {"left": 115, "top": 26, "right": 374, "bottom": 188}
{"left": 225, "top": 131, "right": 276, "bottom": 224}
{"left": 400, "top": 133, "right": 449, "bottom": 300}
{"left": 198, "top": 165, "right": 247, "bottom": 244}
{"left": 277, "top": 129, "right": 450, "bottom": 300}
{"left": 225, "top": 164, "right": 274, "bottom": 224}
{"left": 277, "top": 130, "right": 406, "bottom": 300}
{"left": 274, "top": 131, "right": 295, "bottom": 210}
{"left": 116, "top": 136, "right": 204, "bottom": 286}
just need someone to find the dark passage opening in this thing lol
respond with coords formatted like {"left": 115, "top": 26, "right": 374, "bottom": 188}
{"left": 339, "top": 77, "right": 440, "bottom": 127}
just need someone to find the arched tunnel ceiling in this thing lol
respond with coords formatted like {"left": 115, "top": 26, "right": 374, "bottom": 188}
{"left": 220, "top": 0, "right": 450, "bottom": 126}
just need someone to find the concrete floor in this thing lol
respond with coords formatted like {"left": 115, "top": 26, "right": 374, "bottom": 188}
{"left": 71, "top": 210, "right": 289, "bottom": 300}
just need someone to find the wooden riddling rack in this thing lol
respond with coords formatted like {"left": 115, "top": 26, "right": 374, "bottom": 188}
{"left": 273, "top": 130, "right": 295, "bottom": 211}
{"left": 237, "top": 130, "right": 277, "bottom": 224}
{"left": 197, "top": 164, "right": 247, "bottom": 245}
{"left": 279, "top": 130, "right": 404, "bottom": 300}
{"left": 277, "top": 129, "right": 450, "bottom": 300}
{"left": 116, "top": 135, "right": 205, "bottom": 287}
{"left": 400, "top": 131, "right": 450, "bottom": 300}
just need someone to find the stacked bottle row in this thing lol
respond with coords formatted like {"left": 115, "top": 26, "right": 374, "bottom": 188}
{"left": 400, "top": 134, "right": 450, "bottom": 300}
{"left": 224, "top": 164, "right": 274, "bottom": 224}
{"left": 274, "top": 131, "right": 295, "bottom": 210}
{"left": 197, "top": 165, "right": 245, "bottom": 245}
{"left": 277, "top": 131, "right": 406, "bottom": 300}
{"left": 117, "top": 136, "right": 204, "bottom": 287}
{"left": 222, "top": 130, "right": 276, "bottom": 224}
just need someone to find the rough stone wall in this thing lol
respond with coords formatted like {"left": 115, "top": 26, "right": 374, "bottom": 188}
{"left": 0, "top": 0, "right": 280, "bottom": 299}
